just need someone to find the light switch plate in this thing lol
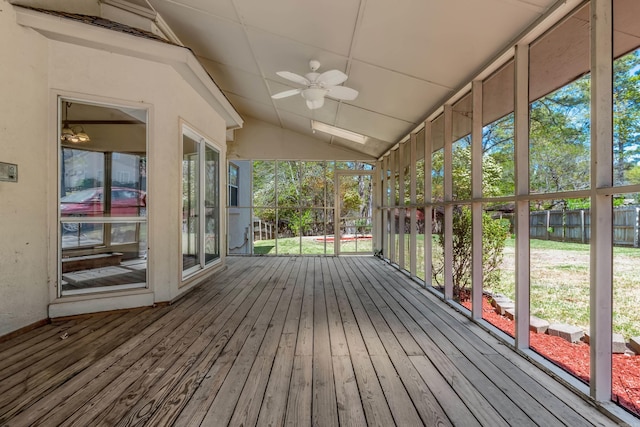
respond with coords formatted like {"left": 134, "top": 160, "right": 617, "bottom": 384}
{"left": 0, "top": 162, "right": 18, "bottom": 182}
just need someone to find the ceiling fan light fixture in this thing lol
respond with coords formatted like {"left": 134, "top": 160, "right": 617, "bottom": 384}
{"left": 306, "top": 98, "right": 325, "bottom": 110}
{"left": 302, "top": 88, "right": 327, "bottom": 109}
{"left": 301, "top": 88, "right": 327, "bottom": 102}
{"left": 311, "top": 120, "right": 367, "bottom": 144}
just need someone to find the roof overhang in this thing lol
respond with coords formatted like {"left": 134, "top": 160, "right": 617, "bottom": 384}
{"left": 14, "top": 6, "right": 243, "bottom": 131}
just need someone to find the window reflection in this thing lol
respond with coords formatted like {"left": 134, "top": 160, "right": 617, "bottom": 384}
{"left": 59, "top": 99, "right": 147, "bottom": 295}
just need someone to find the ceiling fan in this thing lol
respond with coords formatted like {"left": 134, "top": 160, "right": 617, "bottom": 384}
{"left": 271, "top": 60, "right": 359, "bottom": 109}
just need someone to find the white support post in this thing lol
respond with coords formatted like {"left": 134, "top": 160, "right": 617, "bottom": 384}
{"left": 398, "top": 142, "right": 406, "bottom": 270}
{"left": 334, "top": 172, "right": 340, "bottom": 255}
{"left": 382, "top": 155, "right": 389, "bottom": 259}
{"left": 410, "top": 133, "right": 418, "bottom": 278}
{"left": 275, "top": 162, "right": 280, "bottom": 255}
{"left": 444, "top": 104, "right": 454, "bottom": 300}
{"left": 514, "top": 43, "right": 531, "bottom": 349}
{"left": 471, "top": 80, "right": 483, "bottom": 319}
{"left": 389, "top": 149, "right": 397, "bottom": 264}
{"left": 590, "top": 0, "right": 613, "bottom": 402}
{"left": 424, "top": 121, "right": 433, "bottom": 286}
{"left": 375, "top": 159, "right": 383, "bottom": 253}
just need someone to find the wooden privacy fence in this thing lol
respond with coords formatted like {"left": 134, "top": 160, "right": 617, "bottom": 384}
{"left": 253, "top": 218, "right": 275, "bottom": 241}
{"left": 528, "top": 206, "right": 640, "bottom": 247}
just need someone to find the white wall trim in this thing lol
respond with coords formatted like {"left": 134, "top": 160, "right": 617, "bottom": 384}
{"left": 49, "top": 290, "right": 155, "bottom": 318}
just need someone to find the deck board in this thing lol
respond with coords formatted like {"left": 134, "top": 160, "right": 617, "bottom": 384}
{"left": 312, "top": 258, "right": 340, "bottom": 427}
{"left": 0, "top": 256, "right": 621, "bottom": 427}
{"left": 328, "top": 258, "right": 397, "bottom": 426}
{"left": 339, "top": 258, "right": 448, "bottom": 426}
{"left": 361, "top": 258, "right": 543, "bottom": 425}
{"left": 364, "top": 258, "right": 599, "bottom": 427}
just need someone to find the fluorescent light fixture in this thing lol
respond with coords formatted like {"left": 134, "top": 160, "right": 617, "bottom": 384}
{"left": 311, "top": 120, "right": 367, "bottom": 144}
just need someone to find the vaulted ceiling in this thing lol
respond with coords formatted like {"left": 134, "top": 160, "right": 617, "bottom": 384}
{"left": 146, "top": 1, "right": 560, "bottom": 156}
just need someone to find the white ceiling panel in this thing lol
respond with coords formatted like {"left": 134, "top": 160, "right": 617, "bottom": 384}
{"left": 226, "top": 93, "right": 279, "bottom": 125}
{"left": 352, "top": 0, "right": 549, "bottom": 85}
{"left": 152, "top": 0, "right": 239, "bottom": 22}
{"left": 275, "top": 98, "right": 339, "bottom": 126}
{"left": 347, "top": 61, "right": 453, "bottom": 123}
{"left": 336, "top": 104, "right": 414, "bottom": 145}
{"left": 149, "top": 1, "right": 259, "bottom": 74}
{"left": 233, "top": 0, "right": 361, "bottom": 56}
{"left": 276, "top": 111, "right": 323, "bottom": 138}
{"left": 494, "top": 0, "right": 549, "bottom": 12}
{"left": 198, "top": 58, "right": 272, "bottom": 104}
{"left": 335, "top": 135, "right": 391, "bottom": 158}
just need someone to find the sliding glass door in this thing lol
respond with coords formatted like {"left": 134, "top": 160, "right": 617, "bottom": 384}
{"left": 182, "top": 136, "right": 200, "bottom": 273}
{"left": 182, "top": 126, "right": 220, "bottom": 278}
{"left": 204, "top": 146, "right": 220, "bottom": 264}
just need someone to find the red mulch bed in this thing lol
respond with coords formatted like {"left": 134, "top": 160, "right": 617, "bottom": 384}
{"left": 461, "top": 296, "right": 640, "bottom": 416}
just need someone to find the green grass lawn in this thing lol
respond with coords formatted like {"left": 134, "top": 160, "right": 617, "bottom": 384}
{"left": 482, "top": 238, "right": 640, "bottom": 338}
{"left": 253, "top": 236, "right": 372, "bottom": 255}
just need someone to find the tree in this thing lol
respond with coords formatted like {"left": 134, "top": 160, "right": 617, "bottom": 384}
{"left": 529, "top": 74, "right": 591, "bottom": 196}
{"left": 614, "top": 50, "right": 640, "bottom": 186}
{"left": 430, "top": 140, "right": 504, "bottom": 201}
{"left": 252, "top": 160, "right": 276, "bottom": 208}
{"left": 483, "top": 113, "right": 515, "bottom": 196}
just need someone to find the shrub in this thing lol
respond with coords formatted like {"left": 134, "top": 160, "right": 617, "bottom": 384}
{"left": 433, "top": 207, "right": 509, "bottom": 300}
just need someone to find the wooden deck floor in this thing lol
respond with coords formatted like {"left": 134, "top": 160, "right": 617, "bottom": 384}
{"left": 0, "top": 256, "right": 620, "bottom": 426}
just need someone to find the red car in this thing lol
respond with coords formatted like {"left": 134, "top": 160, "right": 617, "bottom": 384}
{"left": 61, "top": 187, "right": 146, "bottom": 232}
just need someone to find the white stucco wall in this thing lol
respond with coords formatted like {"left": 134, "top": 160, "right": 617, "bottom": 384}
{"left": 0, "top": 2, "right": 230, "bottom": 335}
{"left": 229, "top": 117, "right": 376, "bottom": 161}
{"left": 0, "top": 2, "right": 51, "bottom": 336}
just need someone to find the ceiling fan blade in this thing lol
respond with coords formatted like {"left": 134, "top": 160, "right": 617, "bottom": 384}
{"left": 326, "top": 86, "right": 359, "bottom": 101}
{"left": 317, "top": 69, "right": 348, "bottom": 86}
{"left": 276, "top": 71, "right": 310, "bottom": 86}
{"left": 271, "top": 88, "right": 302, "bottom": 99}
